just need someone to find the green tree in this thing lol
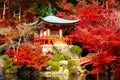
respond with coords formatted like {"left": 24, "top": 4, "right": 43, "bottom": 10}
{"left": 70, "top": 45, "right": 82, "bottom": 58}
{"left": 48, "top": 53, "right": 69, "bottom": 71}
{"left": 30, "top": 5, "right": 49, "bottom": 17}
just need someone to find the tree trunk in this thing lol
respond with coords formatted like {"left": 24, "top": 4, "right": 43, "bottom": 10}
{"left": 3, "top": 1, "right": 6, "bottom": 19}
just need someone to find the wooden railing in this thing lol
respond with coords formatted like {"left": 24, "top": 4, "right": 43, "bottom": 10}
{"left": 33, "top": 36, "right": 72, "bottom": 46}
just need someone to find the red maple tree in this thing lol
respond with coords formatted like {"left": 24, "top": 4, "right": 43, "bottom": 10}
{"left": 6, "top": 46, "right": 50, "bottom": 70}
{"left": 57, "top": 0, "right": 120, "bottom": 78}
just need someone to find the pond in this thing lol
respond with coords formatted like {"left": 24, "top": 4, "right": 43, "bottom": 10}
{"left": 2, "top": 73, "right": 115, "bottom": 80}
{"left": 2, "top": 74, "right": 89, "bottom": 80}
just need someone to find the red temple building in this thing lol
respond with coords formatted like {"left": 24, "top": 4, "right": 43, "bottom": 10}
{"left": 33, "top": 15, "right": 80, "bottom": 50}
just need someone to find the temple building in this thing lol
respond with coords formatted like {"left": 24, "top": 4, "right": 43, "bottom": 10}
{"left": 32, "top": 15, "right": 80, "bottom": 53}
{"left": 33, "top": 15, "right": 79, "bottom": 45}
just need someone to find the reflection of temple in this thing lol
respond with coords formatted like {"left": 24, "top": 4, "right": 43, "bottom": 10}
{"left": 33, "top": 15, "right": 80, "bottom": 47}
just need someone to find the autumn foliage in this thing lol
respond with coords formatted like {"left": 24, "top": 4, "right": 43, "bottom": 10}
{"left": 0, "top": 19, "right": 10, "bottom": 27}
{"left": 57, "top": 0, "right": 120, "bottom": 78}
{"left": 23, "top": 10, "right": 38, "bottom": 23}
{"left": 6, "top": 46, "right": 50, "bottom": 70}
{"left": 0, "top": 0, "right": 120, "bottom": 79}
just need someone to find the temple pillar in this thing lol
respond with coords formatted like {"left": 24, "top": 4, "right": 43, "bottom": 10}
{"left": 44, "top": 31, "right": 46, "bottom": 37}
{"left": 40, "top": 30, "right": 44, "bottom": 37}
{"left": 59, "top": 29, "right": 62, "bottom": 38}
{"left": 46, "top": 29, "right": 50, "bottom": 36}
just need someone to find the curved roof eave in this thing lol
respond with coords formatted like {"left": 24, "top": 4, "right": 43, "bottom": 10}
{"left": 42, "top": 15, "right": 80, "bottom": 24}
{"left": 26, "top": 15, "right": 80, "bottom": 26}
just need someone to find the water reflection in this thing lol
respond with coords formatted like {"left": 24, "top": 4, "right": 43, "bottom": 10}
{"left": 4, "top": 74, "right": 79, "bottom": 80}
{"left": 4, "top": 74, "right": 94, "bottom": 80}
{"left": 4, "top": 73, "right": 113, "bottom": 80}
{"left": 58, "top": 75, "right": 69, "bottom": 80}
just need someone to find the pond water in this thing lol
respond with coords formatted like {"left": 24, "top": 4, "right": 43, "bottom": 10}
{"left": 2, "top": 73, "right": 115, "bottom": 80}
{"left": 3, "top": 74, "right": 90, "bottom": 80}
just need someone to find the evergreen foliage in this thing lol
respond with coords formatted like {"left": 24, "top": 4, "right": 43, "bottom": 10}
{"left": 70, "top": 45, "right": 82, "bottom": 57}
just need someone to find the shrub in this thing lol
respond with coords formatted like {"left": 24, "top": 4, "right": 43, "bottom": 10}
{"left": 48, "top": 61, "right": 60, "bottom": 71}
{"left": 70, "top": 45, "right": 82, "bottom": 57}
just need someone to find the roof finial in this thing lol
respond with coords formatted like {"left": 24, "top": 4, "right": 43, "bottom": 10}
{"left": 48, "top": 4, "right": 53, "bottom": 16}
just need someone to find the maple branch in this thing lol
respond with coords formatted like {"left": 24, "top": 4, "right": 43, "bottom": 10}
{"left": 0, "top": 42, "right": 10, "bottom": 53}
{"left": 16, "top": 25, "right": 27, "bottom": 54}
